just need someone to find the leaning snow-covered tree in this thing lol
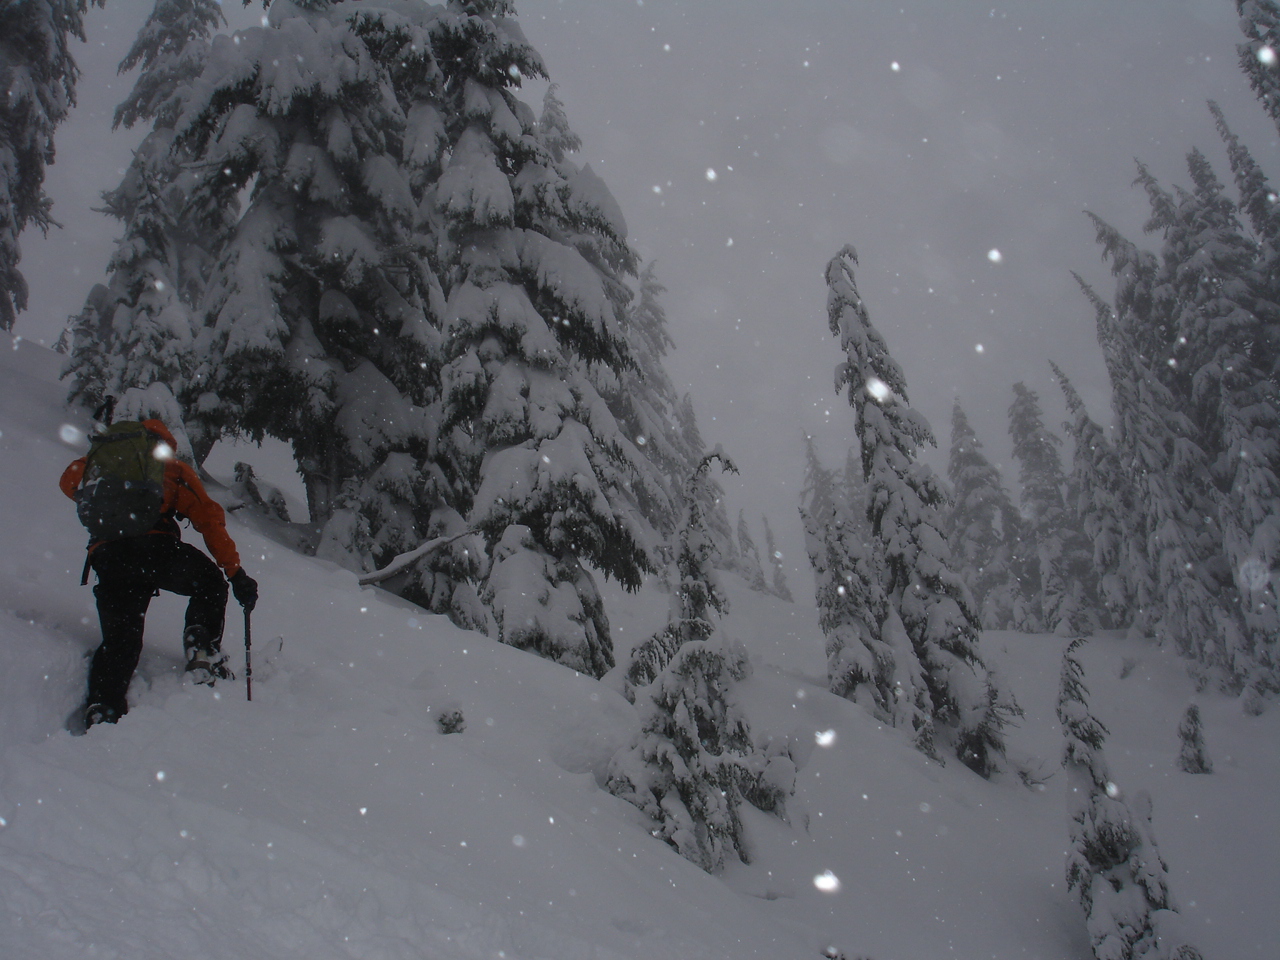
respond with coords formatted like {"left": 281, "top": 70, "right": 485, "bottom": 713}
{"left": 0, "top": 0, "right": 105, "bottom": 330}
{"left": 426, "top": 0, "right": 664, "bottom": 675}
{"left": 825, "top": 244, "right": 1013, "bottom": 776}
{"left": 1057, "top": 639, "right": 1204, "bottom": 960}
{"left": 62, "top": 0, "right": 229, "bottom": 461}
{"left": 609, "top": 451, "right": 794, "bottom": 873}
{"left": 945, "top": 400, "right": 1021, "bottom": 630}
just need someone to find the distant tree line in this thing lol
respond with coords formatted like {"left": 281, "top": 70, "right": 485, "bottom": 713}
{"left": 805, "top": 0, "right": 1279, "bottom": 715}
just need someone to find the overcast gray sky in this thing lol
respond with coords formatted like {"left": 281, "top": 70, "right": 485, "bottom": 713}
{"left": 16, "top": 0, "right": 1277, "bottom": 574}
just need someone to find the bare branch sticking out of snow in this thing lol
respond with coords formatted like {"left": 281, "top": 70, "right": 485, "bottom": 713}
{"left": 357, "top": 530, "right": 474, "bottom": 586}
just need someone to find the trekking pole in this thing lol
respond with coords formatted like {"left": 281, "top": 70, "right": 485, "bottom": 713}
{"left": 244, "top": 606, "right": 253, "bottom": 702}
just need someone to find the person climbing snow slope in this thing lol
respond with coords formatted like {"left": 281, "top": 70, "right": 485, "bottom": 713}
{"left": 60, "top": 418, "right": 258, "bottom": 728}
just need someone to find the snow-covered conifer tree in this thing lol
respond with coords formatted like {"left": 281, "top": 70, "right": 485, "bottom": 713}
{"left": 62, "top": 0, "right": 227, "bottom": 460}
{"left": 625, "top": 450, "right": 735, "bottom": 692}
{"left": 0, "top": 0, "right": 104, "bottom": 330}
{"left": 800, "top": 438, "right": 906, "bottom": 724}
{"left": 1051, "top": 361, "right": 1126, "bottom": 628}
{"left": 1136, "top": 157, "right": 1266, "bottom": 682}
{"left": 1210, "top": 100, "right": 1280, "bottom": 382}
{"left": 1008, "top": 382, "right": 1098, "bottom": 634}
{"left": 1235, "top": 0, "right": 1280, "bottom": 134}
{"left": 946, "top": 400, "right": 1020, "bottom": 630}
{"left": 609, "top": 451, "right": 793, "bottom": 873}
{"left": 1073, "top": 270, "right": 1157, "bottom": 630}
{"left": 176, "top": 0, "right": 448, "bottom": 559}
{"left": 543, "top": 87, "right": 683, "bottom": 543}
{"left": 1085, "top": 212, "right": 1226, "bottom": 662}
{"left": 1169, "top": 151, "right": 1278, "bottom": 684}
{"left": 826, "top": 245, "right": 1010, "bottom": 775}
{"left": 800, "top": 434, "right": 838, "bottom": 525}
{"left": 761, "top": 515, "right": 794, "bottom": 602}
{"left": 424, "top": 0, "right": 664, "bottom": 674}
{"left": 736, "top": 510, "right": 769, "bottom": 593}
{"left": 1175, "top": 704, "right": 1212, "bottom": 774}
{"left": 1058, "top": 639, "right": 1204, "bottom": 960}
{"left": 598, "top": 261, "right": 694, "bottom": 542}
{"left": 536, "top": 82, "right": 580, "bottom": 162}
{"left": 676, "top": 390, "right": 739, "bottom": 570}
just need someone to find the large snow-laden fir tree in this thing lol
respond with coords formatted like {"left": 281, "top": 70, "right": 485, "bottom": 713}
{"left": 945, "top": 400, "right": 1021, "bottom": 631}
{"left": 0, "top": 0, "right": 104, "bottom": 330}
{"left": 174, "top": 0, "right": 450, "bottom": 581}
{"left": 425, "top": 0, "right": 663, "bottom": 676}
{"left": 824, "top": 245, "right": 1012, "bottom": 776}
{"left": 61, "top": 0, "right": 229, "bottom": 461}
{"left": 1057, "top": 639, "right": 1204, "bottom": 960}
{"left": 608, "top": 451, "right": 793, "bottom": 873}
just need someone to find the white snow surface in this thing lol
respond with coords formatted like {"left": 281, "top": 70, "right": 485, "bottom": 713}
{"left": 1, "top": 334, "right": 1276, "bottom": 959}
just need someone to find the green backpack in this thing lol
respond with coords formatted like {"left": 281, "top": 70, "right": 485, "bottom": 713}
{"left": 76, "top": 421, "right": 169, "bottom": 541}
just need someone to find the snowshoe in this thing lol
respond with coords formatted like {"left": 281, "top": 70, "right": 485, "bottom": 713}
{"left": 184, "top": 650, "right": 233, "bottom": 686}
{"left": 183, "top": 627, "right": 234, "bottom": 686}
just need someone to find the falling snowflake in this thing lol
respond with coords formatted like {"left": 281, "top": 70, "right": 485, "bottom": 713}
{"left": 987, "top": 249, "right": 1003, "bottom": 263}
{"left": 813, "top": 870, "right": 841, "bottom": 893}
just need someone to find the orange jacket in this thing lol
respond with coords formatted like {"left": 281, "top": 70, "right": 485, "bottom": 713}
{"left": 60, "top": 419, "right": 242, "bottom": 577}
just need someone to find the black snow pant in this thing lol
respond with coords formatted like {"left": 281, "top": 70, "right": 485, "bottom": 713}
{"left": 87, "top": 535, "right": 228, "bottom": 715}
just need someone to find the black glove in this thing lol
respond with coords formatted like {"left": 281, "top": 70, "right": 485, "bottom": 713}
{"left": 230, "top": 569, "right": 258, "bottom": 611}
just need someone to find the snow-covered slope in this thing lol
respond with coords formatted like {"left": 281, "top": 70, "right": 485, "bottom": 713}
{"left": 1, "top": 334, "right": 1276, "bottom": 960}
